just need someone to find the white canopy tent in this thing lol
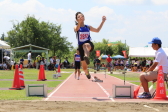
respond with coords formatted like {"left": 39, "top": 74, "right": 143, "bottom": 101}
{"left": 129, "top": 47, "right": 168, "bottom": 57}
{"left": 0, "top": 40, "right": 10, "bottom": 49}
{"left": 0, "top": 40, "right": 11, "bottom": 63}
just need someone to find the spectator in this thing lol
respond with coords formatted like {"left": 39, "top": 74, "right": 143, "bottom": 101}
{"left": 36, "top": 55, "right": 41, "bottom": 69}
{"left": 138, "top": 37, "right": 168, "bottom": 99}
{"left": 2, "top": 62, "right": 7, "bottom": 70}
{"left": 48, "top": 57, "right": 54, "bottom": 70}
{"left": 64, "top": 57, "right": 70, "bottom": 68}
{"left": 93, "top": 57, "right": 96, "bottom": 69}
{"left": 10, "top": 60, "right": 14, "bottom": 70}
{"left": 0, "top": 63, "right": 2, "bottom": 70}
{"left": 106, "top": 55, "right": 112, "bottom": 71}
{"left": 20, "top": 57, "right": 24, "bottom": 65}
{"left": 95, "top": 57, "right": 101, "bottom": 71}
{"left": 101, "top": 63, "right": 106, "bottom": 67}
{"left": 27, "top": 51, "right": 31, "bottom": 68}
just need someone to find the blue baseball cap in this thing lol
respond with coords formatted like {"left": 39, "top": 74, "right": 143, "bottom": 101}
{"left": 148, "top": 37, "right": 162, "bottom": 44}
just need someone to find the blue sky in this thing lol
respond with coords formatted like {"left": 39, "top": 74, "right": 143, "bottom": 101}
{"left": 1, "top": 0, "right": 168, "bottom": 48}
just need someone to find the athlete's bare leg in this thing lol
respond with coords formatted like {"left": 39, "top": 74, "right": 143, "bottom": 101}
{"left": 81, "top": 60, "right": 91, "bottom": 79}
{"left": 83, "top": 43, "right": 91, "bottom": 57}
{"left": 74, "top": 69, "right": 77, "bottom": 78}
{"left": 77, "top": 69, "right": 80, "bottom": 80}
{"left": 83, "top": 43, "right": 91, "bottom": 65}
{"left": 81, "top": 61, "right": 88, "bottom": 73}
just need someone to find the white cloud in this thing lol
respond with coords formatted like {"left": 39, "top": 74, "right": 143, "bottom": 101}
{"left": 95, "top": 0, "right": 145, "bottom": 5}
{"left": 159, "top": 10, "right": 168, "bottom": 19}
{"left": 113, "top": 28, "right": 127, "bottom": 34}
{"left": 108, "top": 36, "right": 125, "bottom": 42}
{"left": 84, "top": 6, "right": 122, "bottom": 26}
{"left": 0, "top": 0, "right": 76, "bottom": 24}
{"left": 0, "top": 0, "right": 77, "bottom": 36}
{"left": 151, "top": 0, "right": 168, "bottom": 5}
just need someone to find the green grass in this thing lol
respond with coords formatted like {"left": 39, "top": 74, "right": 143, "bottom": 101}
{"left": 0, "top": 69, "right": 72, "bottom": 100}
{"left": 109, "top": 71, "right": 153, "bottom": 86}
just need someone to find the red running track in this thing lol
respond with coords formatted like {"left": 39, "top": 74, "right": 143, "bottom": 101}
{"left": 44, "top": 72, "right": 168, "bottom": 103}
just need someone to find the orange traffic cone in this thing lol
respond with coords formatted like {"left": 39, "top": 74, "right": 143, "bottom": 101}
{"left": 9, "top": 64, "right": 21, "bottom": 90}
{"left": 134, "top": 83, "right": 141, "bottom": 99}
{"left": 153, "top": 66, "right": 168, "bottom": 100}
{"left": 37, "top": 65, "right": 47, "bottom": 81}
{"left": 57, "top": 65, "right": 61, "bottom": 77}
{"left": 19, "top": 64, "right": 25, "bottom": 88}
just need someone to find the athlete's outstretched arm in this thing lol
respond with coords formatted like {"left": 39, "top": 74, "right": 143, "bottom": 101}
{"left": 90, "top": 16, "right": 106, "bottom": 33}
{"left": 74, "top": 23, "right": 81, "bottom": 32}
{"left": 74, "top": 15, "right": 84, "bottom": 32}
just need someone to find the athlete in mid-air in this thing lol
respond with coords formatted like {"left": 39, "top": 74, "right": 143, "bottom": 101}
{"left": 74, "top": 12, "right": 106, "bottom": 79}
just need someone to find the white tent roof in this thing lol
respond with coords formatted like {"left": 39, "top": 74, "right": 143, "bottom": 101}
{"left": 0, "top": 40, "right": 10, "bottom": 49}
{"left": 129, "top": 47, "right": 168, "bottom": 57}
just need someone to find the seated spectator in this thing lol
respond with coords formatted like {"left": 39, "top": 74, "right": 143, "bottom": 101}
{"left": 63, "top": 57, "right": 70, "bottom": 68}
{"left": 20, "top": 57, "right": 24, "bottom": 65}
{"left": 2, "top": 62, "right": 7, "bottom": 70}
{"left": 0, "top": 63, "right": 2, "bottom": 70}
{"left": 10, "top": 60, "right": 14, "bottom": 70}
{"left": 132, "top": 61, "right": 138, "bottom": 72}
{"left": 101, "top": 63, "right": 106, "bottom": 67}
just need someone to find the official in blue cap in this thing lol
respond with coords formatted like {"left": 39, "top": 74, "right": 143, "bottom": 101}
{"left": 138, "top": 37, "right": 168, "bottom": 99}
{"left": 148, "top": 37, "right": 162, "bottom": 45}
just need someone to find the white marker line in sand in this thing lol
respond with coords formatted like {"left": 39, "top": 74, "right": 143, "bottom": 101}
{"left": 91, "top": 76, "right": 115, "bottom": 102}
{"left": 50, "top": 96, "right": 108, "bottom": 99}
{"left": 143, "top": 105, "right": 159, "bottom": 112}
{"left": 44, "top": 72, "right": 73, "bottom": 101}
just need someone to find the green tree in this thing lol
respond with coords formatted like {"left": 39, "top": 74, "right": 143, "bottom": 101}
{"left": 91, "top": 39, "right": 129, "bottom": 61}
{"left": 6, "top": 15, "right": 73, "bottom": 57}
{"left": 1, "top": 33, "right": 5, "bottom": 40}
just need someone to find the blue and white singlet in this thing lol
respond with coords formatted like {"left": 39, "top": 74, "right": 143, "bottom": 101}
{"left": 74, "top": 54, "right": 80, "bottom": 62}
{"left": 76, "top": 25, "right": 91, "bottom": 45}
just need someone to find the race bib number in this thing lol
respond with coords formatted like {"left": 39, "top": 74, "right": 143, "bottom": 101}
{"left": 79, "top": 32, "right": 90, "bottom": 42}
{"left": 75, "top": 57, "right": 80, "bottom": 61}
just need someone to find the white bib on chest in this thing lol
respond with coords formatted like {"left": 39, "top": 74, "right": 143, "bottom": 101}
{"left": 79, "top": 32, "right": 90, "bottom": 42}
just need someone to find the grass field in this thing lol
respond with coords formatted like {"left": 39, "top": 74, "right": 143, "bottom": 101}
{"left": 0, "top": 69, "right": 167, "bottom": 100}
{"left": 0, "top": 68, "right": 72, "bottom": 100}
{"left": 109, "top": 71, "right": 153, "bottom": 86}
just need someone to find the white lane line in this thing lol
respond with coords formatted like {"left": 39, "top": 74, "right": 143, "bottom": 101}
{"left": 92, "top": 76, "right": 115, "bottom": 102}
{"left": 44, "top": 72, "right": 73, "bottom": 101}
{"left": 143, "top": 105, "right": 159, "bottom": 112}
